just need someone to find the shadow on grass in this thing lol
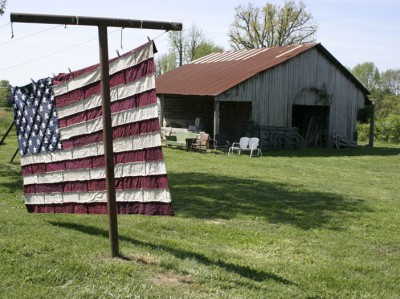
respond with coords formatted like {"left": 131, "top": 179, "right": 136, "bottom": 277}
{"left": 0, "top": 162, "right": 22, "bottom": 193}
{"left": 48, "top": 221, "right": 293, "bottom": 285}
{"left": 264, "top": 145, "right": 400, "bottom": 158}
{"left": 169, "top": 172, "right": 369, "bottom": 230}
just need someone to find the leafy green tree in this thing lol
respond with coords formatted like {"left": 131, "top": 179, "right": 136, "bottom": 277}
{"left": 0, "top": 80, "right": 10, "bottom": 107}
{"left": 380, "top": 68, "right": 400, "bottom": 95}
{"left": 351, "top": 62, "right": 380, "bottom": 92}
{"left": 155, "top": 40, "right": 223, "bottom": 76}
{"left": 192, "top": 43, "right": 223, "bottom": 61}
{"left": 228, "top": 0, "right": 318, "bottom": 50}
{"left": 375, "top": 93, "right": 400, "bottom": 119}
{"left": 155, "top": 52, "right": 176, "bottom": 76}
{"left": 0, "top": 0, "right": 6, "bottom": 16}
{"left": 168, "top": 24, "right": 223, "bottom": 67}
{"left": 354, "top": 63, "right": 400, "bottom": 143}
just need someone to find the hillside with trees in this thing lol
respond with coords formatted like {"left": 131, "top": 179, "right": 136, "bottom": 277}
{"left": 352, "top": 63, "right": 400, "bottom": 143}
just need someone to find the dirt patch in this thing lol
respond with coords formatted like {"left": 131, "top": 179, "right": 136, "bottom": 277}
{"left": 101, "top": 254, "right": 159, "bottom": 265}
{"left": 152, "top": 273, "right": 193, "bottom": 285}
{"left": 119, "top": 254, "right": 159, "bottom": 265}
{"left": 376, "top": 245, "right": 399, "bottom": 256}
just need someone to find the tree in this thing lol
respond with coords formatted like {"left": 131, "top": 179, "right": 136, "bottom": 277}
{"left": 381, "top": 68, "right": 400, "bottom": 95}
{"left": 168, "top": 30, "right": 185, "bottom": 67}
{"left": 351, "top": 62, "right": 380, "bottom": 92}
{"left": 155, "top": 52, "right": 176, "bottom": 77}
{"left": 228, "top": 0, "right": 318, "bottom": 50}
{"left": 353, "top": 62, "right": 400, "bottom": 143}
{"left": 192, "top": 43, "right": 223, "bottom": 61}
{"left": 0, "top": 0, "right": 6, "bottom": 16}
{"left": 0, "top": 80, "right": 10, "bottom": 107}
{"left": 156, "top": 24, "right": 223, "bottom": 75}
{"left": 168, "top": 24, "right": 223, "bottom": 67}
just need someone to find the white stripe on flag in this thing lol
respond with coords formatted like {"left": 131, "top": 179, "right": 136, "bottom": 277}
{"left": 58, "top": 104, "right": 158, "bottom": 140}
{"left": 23, "top": 161, "right": 167, "bottom": 185}
{"left": 56, "top": 74, "right": 155, "bottom": 119}
{"left": 53, "top": 43, "right": 154, "bottom": 96}
{"left": 20, "top": 131, "right": 162, "bottom": 166}
{"left": 24, "top": 189, "right": 172, "bottom": 205}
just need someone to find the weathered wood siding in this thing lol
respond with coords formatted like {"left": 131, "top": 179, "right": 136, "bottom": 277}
{"left": 216, "top": 48, "right": 366, "bottom": 143}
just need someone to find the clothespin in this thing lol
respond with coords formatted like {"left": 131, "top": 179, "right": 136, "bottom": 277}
{"left": 68, "top": 68, "right": 74, "bottom": 79}
{"left": 11, "top": 22, "right": 15, "bottom": 39}
{"left": 120, "top": 28, "right": 124, "bottom": 49}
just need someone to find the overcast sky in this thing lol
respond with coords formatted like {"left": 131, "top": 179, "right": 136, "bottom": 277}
{"left": 0, "top": 0, "right": 399, "bottom": 86}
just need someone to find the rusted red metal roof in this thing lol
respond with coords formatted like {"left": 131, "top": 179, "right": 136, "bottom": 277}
{"left": 156, "top": 43, "right": 318, "bottom": 96}
{"left": 156, "top": 42, "right": 369, "bottom": 97}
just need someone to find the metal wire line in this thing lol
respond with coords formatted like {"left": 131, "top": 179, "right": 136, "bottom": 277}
{"left": 0, "top": 24, "right": 63, "bottom": 46}
{"left": 0, "top": 28, "right": 155, "bottom": 72}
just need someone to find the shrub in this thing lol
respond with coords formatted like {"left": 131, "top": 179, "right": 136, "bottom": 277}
{"left": 357, "top": 122, "right": 370, "bottom": 142}
{"left": 376, "top": 114, "right": 400, "bottom": 143}
{"left": 357, "top": 114, "right": 400, "bottom": 143}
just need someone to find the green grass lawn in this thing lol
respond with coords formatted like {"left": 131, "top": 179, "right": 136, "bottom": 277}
{"left": 1, "top": 107, "right": 400, "bottom": 298}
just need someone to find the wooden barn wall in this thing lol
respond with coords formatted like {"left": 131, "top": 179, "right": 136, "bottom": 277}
{"left": 160, "top": 95, "right": 214, "bottom": 132}
{"left": 216, "top": 48, "right": 366, "bottom": 143}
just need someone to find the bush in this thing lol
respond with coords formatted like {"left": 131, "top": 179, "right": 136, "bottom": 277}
{"left": 357, "top": 114, "right": 400, "bottom": 143}
{"left": 0, "top": 80, "right": 11, "bottom": 107}
{"left": 357, "top": 122, "right": 370, "bottom": 142}
{"left": 376, "top": 114, "right": 400, "bottom": 143}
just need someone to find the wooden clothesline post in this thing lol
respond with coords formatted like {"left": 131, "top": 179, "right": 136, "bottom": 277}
{"left": 10, "top": 12, "right": 182, "bottom": 258}
{"left": 0, "top": 121, "right": 14, "bottom": 146}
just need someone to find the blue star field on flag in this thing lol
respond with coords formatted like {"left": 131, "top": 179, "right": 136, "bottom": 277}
{"left": 11, "top": 78, "right": 62, "bottom": 156}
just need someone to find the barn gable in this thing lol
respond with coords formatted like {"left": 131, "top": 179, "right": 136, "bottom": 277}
{"left": 157, "top": 43, "right": 370, "bottom": 148}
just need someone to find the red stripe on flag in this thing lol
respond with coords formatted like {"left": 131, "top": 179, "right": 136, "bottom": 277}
{"left": 60, "top": 118, "right": 161, "bottom": 150}
{"left": 57, "top": 90, "right": 157, "bottom": 129}
{"left": 54, "top": 60, "right": 155, "bottom": 108}
{"left": 26, "top": 202, "right": 174, "bottom": 215}
{"left": 22, "top": 147, "right": 164, "bottom": 175}
{"left": 24, "top": 175, "right": 169, "bottom": 194}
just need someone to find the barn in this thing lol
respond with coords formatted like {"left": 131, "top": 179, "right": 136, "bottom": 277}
{"left": 156, "top": 43, "right": 371, "bottom": 149}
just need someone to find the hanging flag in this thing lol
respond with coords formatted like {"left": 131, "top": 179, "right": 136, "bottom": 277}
{"left": 11, "top": 42, "right": 173, "bottom": 215}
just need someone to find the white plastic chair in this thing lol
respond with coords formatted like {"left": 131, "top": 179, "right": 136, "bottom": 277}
{"left": 228, "top": 137, "right": 261, "bottom": 157}
{"left": 228, "top": 137, "right": 249, "bottom": 156}
{"left": 248, "top": 137, "right": 262, "bottom": 157}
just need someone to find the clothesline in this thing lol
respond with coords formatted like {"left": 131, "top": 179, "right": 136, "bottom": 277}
{"left": 0, "top": 27, "right": 168, "bottom": 73}
{"left": 0, "top": 22, "right": 10, "bottom": 29}
{"left": 0, "top": 24, "right": 62, "bottom": 46}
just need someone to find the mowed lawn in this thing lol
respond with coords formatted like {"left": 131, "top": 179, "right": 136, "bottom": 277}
{"left": 1, "top": 108, "right": 399, "bottom": 298}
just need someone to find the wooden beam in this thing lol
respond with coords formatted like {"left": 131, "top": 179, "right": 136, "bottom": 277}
{"left": 10, "top": 13, "right": 182, "bottom": 31}
{"left": 369, "top": 101, "right": 375, "bottom": 147}
{"left": 213, "top": 100, "right": 220, "bottom": 138}
{"left": 98, "top": 25, "right": 119, "bottom": 258}
{"left": 0, "top": 122, "right": 14, "bottom": 146}
{"left": 10, "top": 147, "right": 19, "bottom": 163}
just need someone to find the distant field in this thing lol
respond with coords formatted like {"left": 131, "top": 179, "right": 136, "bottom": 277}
{"left": 1, "top": 107, "right": 399, "bottom": 298}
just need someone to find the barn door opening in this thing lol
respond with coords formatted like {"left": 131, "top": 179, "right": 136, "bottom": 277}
{"left": 219, "top": 101, "right": 252, "bottom": 142}
{"left": 292, "top": 105, "right": 330, "bottom": 147}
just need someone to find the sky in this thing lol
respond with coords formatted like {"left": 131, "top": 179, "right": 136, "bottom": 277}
{"left": 0, "top": 0, "right": 399, "bottom": 87}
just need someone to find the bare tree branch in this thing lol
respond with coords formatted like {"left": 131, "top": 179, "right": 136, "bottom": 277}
{"left": 229, "top": 0, "right": 318, "bottom": 49}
